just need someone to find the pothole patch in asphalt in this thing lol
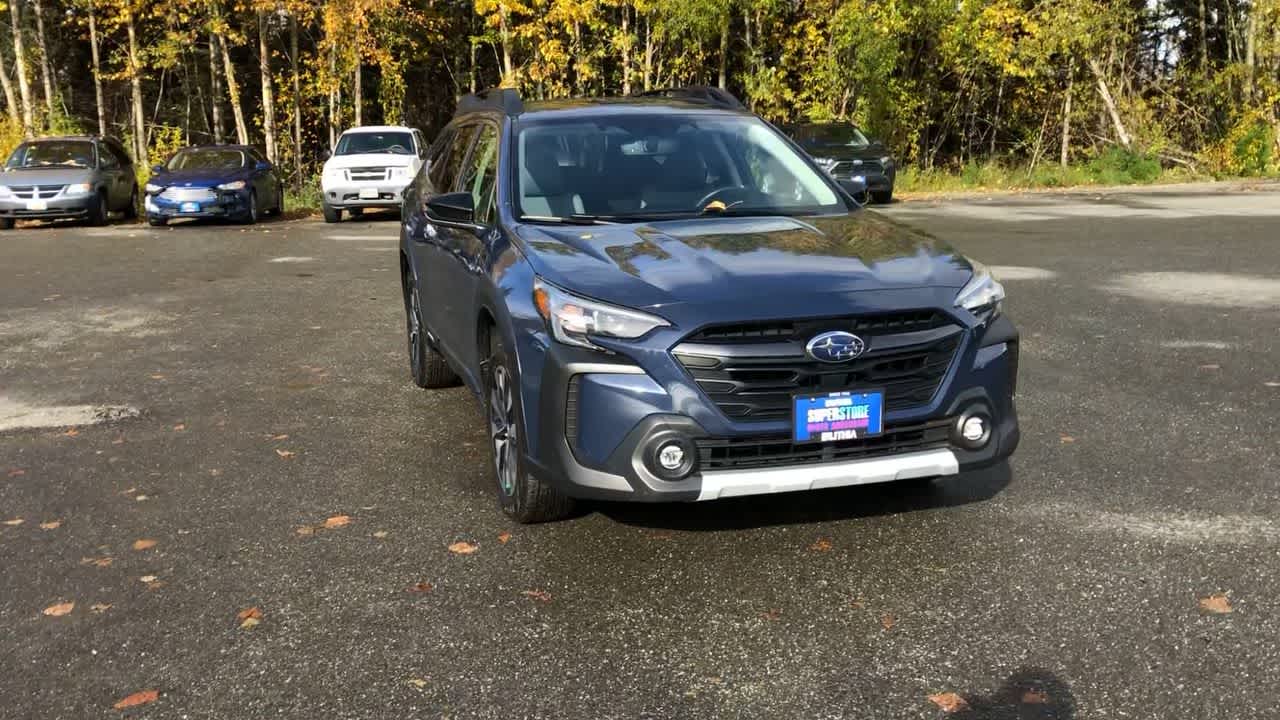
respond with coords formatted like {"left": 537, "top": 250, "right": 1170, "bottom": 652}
{"left": 1036, "top": 503, "right": 1280, "bottom": 545}
{"left": 0, "top": 396, "right": 141, "bottom": 433}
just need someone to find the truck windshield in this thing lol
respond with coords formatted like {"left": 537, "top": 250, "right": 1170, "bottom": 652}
{"left": 6, "top": 141, "right": 95, "bottom": 169}
{"left": 515, "top": 114, "right": 844, "bottom": 221}
{"left": 335, "top": 132, "right": 415, "bottom": 156}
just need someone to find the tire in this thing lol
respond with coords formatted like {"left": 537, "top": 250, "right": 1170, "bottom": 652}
{"left": 269, "top": 186, "right": 284, "bottom": 216}
{"left": 871, "top": 188, "right": 894, "bottom": 204}
{"left": 87, "top": 191, "right": 108, "bottom": 226}
{"left": 404, "top": 271, "right": 457, "bottom": 389}
{"left": 123, "top": 186, "right": 139, "bottom": 219}
{"left": 239, "top": 191, "right": 259, "bottom": 225}
{"left": 0, "top": 218, "right": 13, "bottom": 230}
{"left": 484, "top": 331, "right": 575, "bottom": 523}
{"left": 322, "top": 202, "right": 341, "bottom": 223}
{"left": 147, "top": 215, "right": 167, "bottom": 227}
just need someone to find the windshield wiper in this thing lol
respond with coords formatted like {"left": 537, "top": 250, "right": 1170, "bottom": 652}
{"left": 519, "top": 214, "right": 615, "bottom": 225}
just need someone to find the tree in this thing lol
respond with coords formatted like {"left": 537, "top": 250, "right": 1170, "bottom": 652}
{"left": 8, "top": 0, "right": 36, "bottom": 134}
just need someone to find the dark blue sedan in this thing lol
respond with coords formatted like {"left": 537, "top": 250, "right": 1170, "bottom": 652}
{"left": 144, "top": 145, "right": 283, "bottom": 226}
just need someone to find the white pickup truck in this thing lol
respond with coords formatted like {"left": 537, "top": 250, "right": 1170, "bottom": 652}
{"left": 321, "top": 125, "right": 427, "bottom": 223}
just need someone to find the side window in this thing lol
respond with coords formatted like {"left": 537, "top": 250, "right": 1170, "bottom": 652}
{"left": 248, "top": 149, "right": 267, "bottom": 167}
{"left": 111, "top": 142, "right": 132, "bottom": 167}
{"left": 430, "top": 125, "right": 476, "bottom": 193}
{"left": 98, "top": 144, "right": 118, "bottom": 170}
{"left": 459, "top": 124, "right": 499, "bottom": 226}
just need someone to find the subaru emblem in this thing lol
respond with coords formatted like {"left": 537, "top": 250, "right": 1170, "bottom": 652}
{"left": 805, "top": 331, "right": 867, "bottom": 363}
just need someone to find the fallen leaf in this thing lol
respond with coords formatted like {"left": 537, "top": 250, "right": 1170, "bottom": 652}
{"left": 271, "top": 434, "right": 289, "bottom": 440}
{"left": 42, "top": 601, "right": 75, "bottom": 617}
{"left": 760, "top": 608, "right": 782, "bottom": 621}
{"left": 135, "top": 495, "right": 149, "bottom": 502}
{"left": 111, "top": 437, "right": 126, "bottom": 445}
{"left": 172, "top": 423, "right": 186, "bottom": 432}
{"left": 90, "top": 603, "right": 112, "bottom": 614}
{"left": 6, "top": 468, "right": 25, "bottom": 478}
{"left": 928, "top": 692, "right": 969, "bottom": 713}
{"left": 150, "top": 374, "right": 166, "bottom": 380}
{"left": 1021, "top": 689, "right": 1049, "bottom": 704}
{"left": 295, "top": 526, "right": 315, "bottom": 536}
{"left": 521, "top": 589, "right": 552, "bottom": 602}
{"left": 63, "top": 428, "right": 79, "bottom": 437}
{"left": 275, "top": 449, "right": 296, "bottom": 459}
{"left": 1198, "top": 363, "right": 1221, "bottom": 371}
{"left": 1265, "top": 381, "right": 1280, "bottom": 388}
{"left": 113, "top": 690, "right": 159, "bottom": 710}
{"left": 208, "top": 468, "right": 222, "bottom": 477}
{"left": 407, "top": 678, "right": 428, "bottom": 690}
{"left": 497, "top": 532, "right": 512, "bottom": 544}
{"left": 1060, "top": 435, "right": 1076, "bottom": 444}
{"left": 240, "top": 617, "right": 261, "bottom": 630}
{"left": 809, "top": 538, "right": 833, "bottom": 552}
{"left": 2, "top": 518, "right": 23, "bottom": 526}
{"left": 139, "top": 575, "right": 158, "bottom": 583}
{"left": 237, "top": 607, "right": 263, "bottom": 622}
{"left": 408, "top": 582, "right": 433, "bottom": 593}
{"left": 881, "top": 613, "right": 896, "bottom": 631}
{"left": 39, "top": 520, "right": 61, "bottom": 530}
{"left": 322, "top": 515, "right": 351, "bottom": 529}
{"left": 1199, "top": 593, "right": 1233, "bottom": 614}
{"left": 119, "top": 487, "right": 137, "bottom": 495}
{"left": 448, "top": 541, "right": 478, "bottom": 555}
{"left": 82, "top": 557, "right": 113, "bottom": 568}
{"left": 132, "top": 539, "right": 157, "bottom": 551}
{"left": 372, "top": 530, "right": 388, "bottom": 539}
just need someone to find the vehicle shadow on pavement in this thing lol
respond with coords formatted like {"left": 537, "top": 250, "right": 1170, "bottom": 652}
{"left": 596, "top": 461, "right": 1012, "bottom": 531}
{"left": 949, "top": 667, "right": 1076, "bottom": 720}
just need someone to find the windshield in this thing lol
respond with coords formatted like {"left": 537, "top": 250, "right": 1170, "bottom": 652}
{"left": 791, "top": 125, "right": 870, "bottom": 149}
{"left": 6, "top": 141, "right": 95, "bottom": 169}
{"left": 167, "top": 149, "right": 247, "bottom": 170}
{"left": 515, "top": 114, "right": 842, "bottom": 221}
{"left": 335, "top": 131, "right": 414, "bottom": 156}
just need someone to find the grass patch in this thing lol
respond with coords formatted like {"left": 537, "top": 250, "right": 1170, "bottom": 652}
{"left": 897, "top": 149, "right": 1215, "bottom": 195}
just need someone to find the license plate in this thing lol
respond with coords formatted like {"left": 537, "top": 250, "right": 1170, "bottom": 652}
{"left": 26, "top": 200, "right": 47, "bottom": 211}
{"left": 792, "top": 390, "right": 884, "bottom": 443}
{"left": 358, "top": 188, "right": 379, "bottom": 200}
{"left": 180, "top": 202, "right": 200, "bottom": 213}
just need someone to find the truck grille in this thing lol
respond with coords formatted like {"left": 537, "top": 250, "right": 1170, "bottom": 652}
{"left": 347, "top": 167, "right": 389, "bottom": 182}
{"left": 8, "top": 184, "right": 64, "bottom": 199}
{"left": 674, "top": 312, "right": 962, "bottom": 421}
{"left": 696, "top": 417, "right": 953, "bottom": 471}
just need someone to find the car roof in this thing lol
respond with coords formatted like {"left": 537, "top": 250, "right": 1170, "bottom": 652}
{"left": 25, "top": 136, "right": 101, "bottom": 142}
{"left": 340, "top": 125, "right": 414, "bottom": 134}
{"left": 476, "top": 97, "right": 749, "bottom": 123}
{"left": 179, "top": 144, "right": 256, "bottom": 151}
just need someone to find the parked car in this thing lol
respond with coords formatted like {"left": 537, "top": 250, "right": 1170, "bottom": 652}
{"left": 0, "top": 135, "right": 137, "bottom": 228}
{"left": 783, "top": 123, "right": 897, "bottom": 203}
{"left": 321, "top": 125, "right": 428, "bottom": 223}
{"left": 401, "top": 88, "right": 1018, "bottom": 522}
{"left": 144, "top": 145, "right": 283, "bottom": 226}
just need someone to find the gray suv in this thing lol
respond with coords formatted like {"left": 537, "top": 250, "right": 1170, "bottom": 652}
{"left": 0, "top": 136, "right": 138, "bottom": 229}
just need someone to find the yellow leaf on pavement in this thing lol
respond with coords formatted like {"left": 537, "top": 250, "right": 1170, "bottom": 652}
{"left": 42, "top": 601, "right": 75, "bottom": 617}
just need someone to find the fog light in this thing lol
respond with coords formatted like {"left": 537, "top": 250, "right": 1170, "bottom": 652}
{"left": 961, "top": 416, "right": 987, "bottom": 443}
{"left": 658, "top": 443, "right": 685, "bottom": 470}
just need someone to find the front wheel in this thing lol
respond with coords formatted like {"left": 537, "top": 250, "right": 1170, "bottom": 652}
{"left": 322, "top": 202, "right": 341, "bottom": 223}
{"left": 0, "top": 217, "right": 13, "bottom": 230}
{"left": 123, "top": 187, "right": 139, "bottom": 219}
{"left": 238, "top": 190, "right": 259, "bottom": 225}
{"left": 484, "top": 331, "right": 575, "bottom": 523}
{"left": 87, "top": 192, "right": 108, "bottom": 226}
{"left": 147, "top": 215, "right": 167, "bottom": 227}
{"left": 871, "top": 188, "right": 894, "bottom": 204}
{"left": 268, "top": 186, "right": 284, "bottom": 216}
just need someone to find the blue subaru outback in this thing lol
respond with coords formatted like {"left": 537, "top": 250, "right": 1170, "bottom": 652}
{"left": 400, "top": 88, "right": 1019, "bottom": 522}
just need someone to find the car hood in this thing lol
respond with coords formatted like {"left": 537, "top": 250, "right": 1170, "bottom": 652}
{"left": 517, "top": 212, "right": 973, "bottom": 313}
{"left": 0, "top": 166, "right": 95, "bottom": 186}
{"left": 151, "top": 168, "right": 250, "bottom": 188}
{"left": 324, "top": 154, "right": 417, "bottom": 170}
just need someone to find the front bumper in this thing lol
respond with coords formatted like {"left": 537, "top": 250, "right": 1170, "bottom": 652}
{"left": 524, "top": 313, "right": 1020, "bottom": 503}
{"left": 323, "top": 179, "right": 410, "bottom": 208}
{"left": 145, "top": 189, "right": 249, "bottom": 219}
{"left": 0, "top": 196, "right": 93, "bottom": 220}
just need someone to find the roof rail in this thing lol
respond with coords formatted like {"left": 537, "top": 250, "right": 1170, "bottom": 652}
{"left": 633, "top": 86, "right": 745, "bottom": 110}
{"left": 457, "top": 87, "right": 524, "bottom": 116}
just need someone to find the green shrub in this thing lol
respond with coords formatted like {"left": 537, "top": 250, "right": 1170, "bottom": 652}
{"left": 1087, "top": 147, "right": 1161, "bottom": 184}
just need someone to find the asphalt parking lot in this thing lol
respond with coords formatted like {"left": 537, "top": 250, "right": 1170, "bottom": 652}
{"left": 2, "top": 184, "right": 1279, "bottom": 719}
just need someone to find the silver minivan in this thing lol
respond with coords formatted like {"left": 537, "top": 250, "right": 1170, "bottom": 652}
{"left": 0, "top": 136, "right": 138, "bottom": 229}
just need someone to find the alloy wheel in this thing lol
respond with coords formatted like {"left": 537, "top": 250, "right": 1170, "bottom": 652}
{"left": 488, "top": 364, "right": 518, "bottom": 496}
{"left": 407, "top": 286, "right": 422, "bottom": 371}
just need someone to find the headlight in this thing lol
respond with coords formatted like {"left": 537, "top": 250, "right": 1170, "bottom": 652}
{"left": 813, "top": 157, "right": 838, "bottom": 173}
{"left": 0, "top": 186, "right": 12, "bottom": 199}
{"left": 955, "top": 260, "right": 1005, "bottom": 316}
{"left": 879, "top": 156, "right": 894, "bottom": 167}
{"left": 390, "top": 166, "right": 408, "bottom": 178}
{"left": 64, "top": 183, "right": 93, "bottom": 196}
{"left": 533, "top": 277, "right": 670, "bottom": 350}
{"left": 217, "top": 180, "right": 246, "bottom": 191}
{"left": 323, "top": 166, "right": 344, "bottom": 180}
{"left": 144, "top": 183, "right": 163, "bottom": 194}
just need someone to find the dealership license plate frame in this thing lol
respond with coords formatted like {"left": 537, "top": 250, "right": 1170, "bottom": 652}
{"left": 179, "top": 202, "right": 201, "bottom": 214}
{"left": 26, "top": 199, "right": 48, "bottom": 211}
{"left": 791, "top": 389, "right": 885, "bottom": 444}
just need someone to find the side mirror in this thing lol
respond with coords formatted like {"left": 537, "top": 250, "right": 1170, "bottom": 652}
{"left": 151, "top": 164, "right": 164, "bottom": 174}
{"left": 425, "top": 191, "right": 475, "bottom": 225}
{"left": 838, "top": 177, "right": 868, "bottom": 204}
{"left": 255, "top": 161, "right": 272, "bottom": 171}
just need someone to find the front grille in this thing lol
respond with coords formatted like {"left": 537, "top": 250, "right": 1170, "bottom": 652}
{"left": 675, "top": 313, "right": 963, "bottom": 421}
{"left": 697, "top": 417, "right": 953, "bottom": 471}
{"left": 347, "top": 167, "right": 389, "bottom": 182}
{"left": 160, "top": 187, "right": 217, "bottom": 202}
{"left": 8, "top": 184, "right": 63, "bottom": 199}
{"left": 831, "top": 160, "right": 884, "bottom": 177}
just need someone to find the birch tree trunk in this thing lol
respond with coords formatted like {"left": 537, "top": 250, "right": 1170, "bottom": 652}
{"left": 258, "top": 10, "right": 277, "bottom": 161}
{"left": 642, "top": 14, "right": 652, "bottom": 91}
{"left": 0, "top": 39, "right": 22, "bottom": 127}
{"left": 1060, "top": 71, "right": 1074, "bottom": 167}
{"left": 89, "top": 4, "right": 107, "bottom": 136}
{"left": 717, "top": 11, "right": 728, "bottom": 90}
{"left": 127, "top": 8, "right": 147, "bottom": 161}
{"left": 498, "top": 3, "right": 513, "bottom": 85}
{"left": 209, "top": 31, "right": 224, "bottom": 143}
{"left": 290, "top": 14, "right": 302, "bottom": 186}
{"left": 9, "top": 0, "right": 35, "bottom": 135}
{"left": 353, "top": 61, "right": 361, "bottom": 126}
{"left": 218, "top": 34, "right": 250, "bottom": 144}
{"left": 30, "top": 0, "right": 55, "bottom": 117}
{"left": 1086, "top": 57, "right": 1131, "bottom": 149}
{"left": 620, "top": 6, "right": 631, "bottom": 95}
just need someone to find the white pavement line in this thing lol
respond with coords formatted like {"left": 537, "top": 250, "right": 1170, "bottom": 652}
{"left": 1105, "top": 272, "right": 1280, "bottom": 309}
{"left": 1035, "top": 503, "right": 1280, "bottom": 546}
{"left": 1159, "top": 340, "right": 1234, "bottom": 350}
{"left": 0, "top": 396, "right": 140, "bottom": 433}
{"left": 269, "top": 256, "right": 314, "bottom": 263}
{"left": 988, "top": 265, "right": 1058, "bottom": 281}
